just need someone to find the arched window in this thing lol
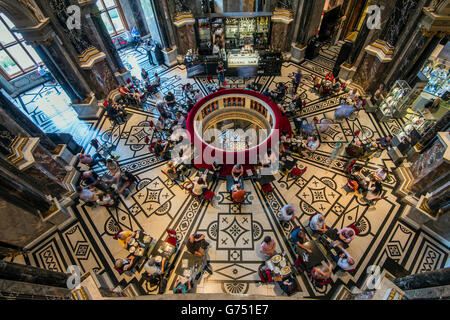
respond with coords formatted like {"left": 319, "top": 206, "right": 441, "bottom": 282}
{"left": 0, "top": 13, "right": 43, "bottom": 80}
{"left": 96, "top": 0, "right": 127, "bottom": 36}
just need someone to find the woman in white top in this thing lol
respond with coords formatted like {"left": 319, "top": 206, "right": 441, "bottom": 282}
{"left": 192, "top": 177, "right": 207, "bottom": 196}
{"left": 373, "top": 167, "right": 388, "bottom": 181}
{"left": 280, "top": 204, "right": 298, "bottom": 222}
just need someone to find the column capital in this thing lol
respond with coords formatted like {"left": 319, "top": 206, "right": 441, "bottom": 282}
{"left": 173, "top": 12, "right": 196, "bottom": 28}
{"left": 271, "top": 8, "right": 294, "bottom": 24}
{"left": 364, "top": 40, "right": 395, "bottom": 62}
{"left": 421, "top": 5, "right": 450, "bottom": 36}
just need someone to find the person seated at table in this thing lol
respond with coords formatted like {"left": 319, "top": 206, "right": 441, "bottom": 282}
{"left": 280, "top": 130, "right": 291, "bottom": 146}
{"left": 211, "top": 160, "right": 223, "bottom": 182}
{"left": 260, "top": 236, "right": 276, "bottom": 259}
{"left": 302, "top": 136, "right": 320, "bottom": 154}
{"left": 192, "top": 176, "right": 208, "bottom": 196}
{"left": 309, "top": 214, "right": 328, "bottom": 234}
{"left": 153, "top": 138, "right": 169, "bottom": 159}
{"left": 311, "top": 262, "right": 333, "bottom": 281}
{"left": 172, "top": 112, "right": 186, "bottom": 130}
{"left": 104, "top": 159, "right": 121, "bottom": 186}
{"left": 349, "top": 165, "right": 363, "bottom": 178}
{"left": 119, "top": 84, "right": 140, "bottom": 105}
{"left": 186, "top": 99, "right": 195, "bottom": 113}
{"left": 279, "top": 204, "right": 298, "bottom": 222}
{"left": 117, "top": 231, "right": 136, "bottom": 248}
{"left": 186, "top": 234, "right": 212, "bottom": 274}
{"left": 231, "top": 183, "right": 246, "bottom": 203}
{"left": 333, "top": 248, "right": 355, "bottom": 272}
{"left": 173, "top": 277, "right": 192, "bottom": 294}
{"left": 336, "top": 227, "right": 356, "bottom": 245}
{"left": 275, "top": 275, "right": 298, "bottom": 296}
{"left": 347, "top": 89, "right": 358, "bottom": 102}
{"left": 165, "top": 161, "right": 179, "bottom": 181}
{"left": 375, "top": 135, "right": 392, "bottom": 150}
{"left": 231, "top": 164, "right": 244, "bottom": 182}
{"left": 373, "top": 167, "right": 388, "bottom": 181}
{"left": 153, "top": 72, "right": 161, "bottom": 87}
{"left": 165, "top": 91, "right": 176, "bottom": 108}
{"left": 363, "top": 180, "right": 383, "bottom": 205}
{"left": 112, "top": 100, "right": 128, "bottom": 123}
{"left": 143, "top": 256, "right": 165, "bottom": 278}
{"left": 183, "top": 82, "right": 194, "bottom": 98}
{"left": 78, "top": 153, "right": 102, "bottom": 168}
{"left": 155, "top": 116, "right": 166, "bottom": 132}
{"left": 81, "top": 170, "right": 108, "bottom": 192}
{"left": 115, "top": 256, "right": 135, "bottom": 273}
{"left": 194, "top": 89, "right": 203, "bottom": 102}
{"left": 291, "top": 228, "right": 311, "bottom": 253}
{"left": 354, "top": 96, "right": 364, "bottom": 109}
{"left": 141, "top": 68, "right": 149, "bottom": 82}
{"left": 77, "top": 186, "right": 102, "bottom": 205}
{"left": 131, "top": 76, "right": 140, "bottom": 89}
{"left": 117, "top": 171, "right": 138, "bottom": 197}
{"left": 97, "top": 193, "right": 115, "bottom": 206}
{"left": 263, "top": 149, "right": 277, "bottom": 168}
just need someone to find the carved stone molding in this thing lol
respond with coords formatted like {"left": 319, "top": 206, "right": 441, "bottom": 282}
{"left": 364, "top": 40, "right": 395, "bottom": 62}
{"left": 271, "top": 8, "right": 294, "bottom": 24}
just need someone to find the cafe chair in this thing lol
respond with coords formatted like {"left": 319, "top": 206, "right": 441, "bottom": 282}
{"left": 184, "top": 182, "right": 215, "bottom": 203}
{"left": 113, "top": 229, "right": 123, "bottom": 240}
{"left": 343, "top": 179, "right": 359, "bottom": 195}
{"left": 294, "top": 256, "right": 307, "bottom": 274}
{"left": 261, "top": 183, "right": 274, "bottom": 194}
{"left": 310, "top": 270, "right": 333, "bottom": 287}
{"left": 289, "top": 167, "right": 307, "bottom": 181}
{"left": 348, "top": 223, "right": 361, "bottom": 236}
{"left": 165, "top": 229, "right": 178, "bottom": 247}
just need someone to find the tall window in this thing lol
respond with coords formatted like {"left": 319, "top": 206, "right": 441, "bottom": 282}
{"left": 96, "top": 0, "right": 127, "bottom": 36}
{"left": 0, "top": 13, "right": 43, "bottom": 80}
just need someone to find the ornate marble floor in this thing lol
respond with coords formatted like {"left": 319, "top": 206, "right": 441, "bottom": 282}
{"left": 6, "top": 44, "right": 449, "bottom": 299}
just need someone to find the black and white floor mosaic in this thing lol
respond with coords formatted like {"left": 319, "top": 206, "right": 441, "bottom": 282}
{"left": 7, "top": 43, "right": 449, "bottom": 298}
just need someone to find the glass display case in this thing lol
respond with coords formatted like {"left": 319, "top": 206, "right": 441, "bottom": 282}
{"left": 197, "top": 18, "right": 211, "bottom": 52}
{"left": 421, "top": 59, "right": 449, "bottom": 98}
{"left": 377, "top": 80, "right": 411, "bottom": 121}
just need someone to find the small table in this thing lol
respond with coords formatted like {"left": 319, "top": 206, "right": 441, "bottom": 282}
{"left": 174, "top": 251, "right": 203, "bottom": 277}
{"left": 256, "top": 174, "right": 275, "bottom": 186}
{"left": 296, "top": 240, "right": 329, "bottom": 271}
{"left": 265, "top": 254, "right": 292, "bottom": 278}
{"left": 281, "top": 154, "right": 296, "bottom": 171}
{"left": 198, "top": 169, "right": 214, "bottom": 184}
{"left": 226, "top": 175, "right": 244, "bottom": 191}
{"left": 150, "top": 240, "right": 176, "bottom": 260}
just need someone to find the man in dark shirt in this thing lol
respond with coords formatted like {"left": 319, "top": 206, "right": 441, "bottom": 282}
{"left": 186, "top": 99, "right": 194, "bottom": 114}
{"left": 376, "top": 136, "right": 392, "bottom": 150}
{"left": 164, "top": 92, "right": 176, "bottom": 108}
{"left": 186, "top": 233, "right": 213, "bottom": 276}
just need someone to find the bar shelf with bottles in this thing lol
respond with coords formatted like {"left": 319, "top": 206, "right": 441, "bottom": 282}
{"left": 186, "top": 12, "right": 281, "bottom": 78}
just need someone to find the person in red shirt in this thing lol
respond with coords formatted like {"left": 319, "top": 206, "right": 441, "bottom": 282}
{"left": 231, "top": 183, "right": 246, "bottom": 203}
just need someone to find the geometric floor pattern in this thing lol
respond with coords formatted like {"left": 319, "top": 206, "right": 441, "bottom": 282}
{"left": 6, "top": 43, "right": 449, "bottom": 299}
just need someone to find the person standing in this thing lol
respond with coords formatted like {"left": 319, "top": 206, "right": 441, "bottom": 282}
{"left": 292, "top": 70, "right": 302, "bottom": 94}
{"left": 144, "top": 39, "right": 156, "bottom": 66}
{"left": 217, "top": 61, "right": 226, "bottom": 87}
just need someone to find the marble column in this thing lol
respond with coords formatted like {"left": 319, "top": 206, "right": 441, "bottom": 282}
{"left": 83, "top": 2, "right": 127, "bottom": 74}
{"left": 0, "top": 163, "right": 52, "bottom": 215}
{"left": 415, "top": 110, "right": 450, "bottom": 152}
{"left": 0, "top": 89, "right": 57, "bottom": 152}
{"left": 0, "top": 107, "right": 69, "bottom": 198}
{"left": 352, "top": 0, "right": 421, "bottom": 93}
{"left": 271, "top": 6, "right": 295, "bottom": 53}
{"left": 393, "top": 267, "right": 450, "bottom": 291}
{"left": 0, "top": 260, "right": 69, "bottom": 289}
{"left": 173, "top": 15, "right": 197, "bottom": 56}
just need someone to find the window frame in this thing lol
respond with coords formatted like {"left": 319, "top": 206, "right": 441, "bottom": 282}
{"left": 0, "top": 14, "right": 43, "bottom": 80}
{"left": 96, "top": 0, "right": 128, "bottom": 37}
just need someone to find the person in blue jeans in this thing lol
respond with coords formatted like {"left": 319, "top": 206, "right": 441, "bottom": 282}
{"left": 291, "top": 228, "right": 312, "bottom": 253}
{"left": 173, "top": 277, "right": 192, "bottom": 294}
{"left": 216, "top": 61, "right": 226, "bottom": 87}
